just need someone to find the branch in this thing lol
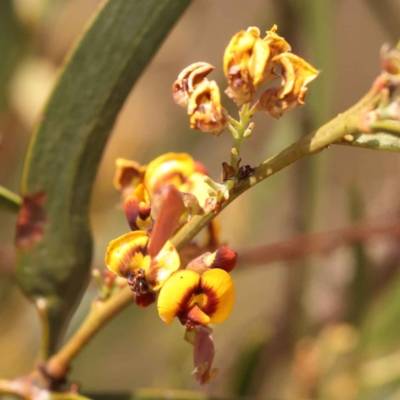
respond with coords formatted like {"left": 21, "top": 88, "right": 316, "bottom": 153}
{"left": 44, "top": 77, "right": 384, "bottom": 381}
{"left": 238, "top": 221, "right": 400, "bottom": 265}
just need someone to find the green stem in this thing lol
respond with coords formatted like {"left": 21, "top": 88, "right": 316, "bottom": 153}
{"left": 370, "top": 120, "right": 400, "bottom": 136}
{"left": 44, "top": 81, "right": 382, "bottom": 381}
{"left": 0, "top": 185, "right": 22, "bottom": 213}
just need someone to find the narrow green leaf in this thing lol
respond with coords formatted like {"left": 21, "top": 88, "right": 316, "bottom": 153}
{"left": 16, "top": 0, "right": 191, "bottom": 357}
{"left": 0, "top": 185, "right": 21, "bottom": 214}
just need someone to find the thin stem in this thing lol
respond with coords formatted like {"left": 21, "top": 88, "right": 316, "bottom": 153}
{"left": 44, "top": 79, "right": 382, "bottom": 381}
{"left": 0, "top": 185, "right": 21, "bottom": 214}
{"left": 370, "top": 120, "right": 400, "bottom": 136}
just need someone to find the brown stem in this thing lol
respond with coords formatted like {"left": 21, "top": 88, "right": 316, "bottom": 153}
{"left": 239, "top": 221, "right": 400, "bottom": 265}
{"left": 44, "top": 77, "right": 384, "bottom": 381}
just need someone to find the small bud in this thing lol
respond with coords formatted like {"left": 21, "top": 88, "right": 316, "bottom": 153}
{"left": 243, "top": 122, "right": 255, "bottom": 138}
{"left": 381, "top": 44, "right": 400, "bottom": 83}
{"left": 231, "top": 147, "right": 239, "bottom": 157}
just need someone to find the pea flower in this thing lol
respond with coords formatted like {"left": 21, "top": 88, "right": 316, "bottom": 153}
{"left": 157, "top": 268, "right": 235, "bottom": 328}
{"left": 187, "top": 79, "right": 228, "bottom": 136}
{"left": 106, "top": 185, "right": 186, "bottom": 307}
{"left": 114, "top": 153, "right": 209, "bottom": 209}
{"left": 106, "top": 230, "right": 180, "bottom": 306}
{"left": 255, "top": 52, "right": 319, "bottom": 118}
{"left": 223, "top": 25, "right": 291, "bottom": 105}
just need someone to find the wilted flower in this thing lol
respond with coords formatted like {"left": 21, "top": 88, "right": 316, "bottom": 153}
{"left": 192, "top": 326, "right": 218, "bottom": 385}
{"left": 256, "top": 52, "right": 319, "bottom": 118}
{"left": 223, "top": 25, "right": 291, "bottom": 105}
{"left": 157, "top": 268, "right": 235, "bottom": 327}
{"left": 187, "top": 79, "right": 228, "bottom": 136}
{"left": 173, "top": 62, "right": 215, "bottom": 107}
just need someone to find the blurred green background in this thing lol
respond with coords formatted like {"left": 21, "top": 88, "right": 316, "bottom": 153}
{"left": 1, "top": 0, "right": 400, "bottom": 398}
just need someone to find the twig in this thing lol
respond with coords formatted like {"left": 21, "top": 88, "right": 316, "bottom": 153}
{"left": 238, "top": 221, "right": 400, "bottom": 265}
{"left": 0, "top": 185, "right": 21, "bottom": 214}
{"left": 44, "top": 77, "right": 384, "bottom": 381}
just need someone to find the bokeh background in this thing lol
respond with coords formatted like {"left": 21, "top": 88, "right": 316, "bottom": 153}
{"left": 1, "top": 0, "right": 400, "bottom": 398}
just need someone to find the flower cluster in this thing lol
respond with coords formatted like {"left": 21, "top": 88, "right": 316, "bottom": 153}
{"left": 174, "top": 25, "right": 319, "bottom": 129}
{"left": 106, "top": 25, "right": 318, "bottom": 384}
{"left": 105, "top": 152, "right": 237, "bottom": 382}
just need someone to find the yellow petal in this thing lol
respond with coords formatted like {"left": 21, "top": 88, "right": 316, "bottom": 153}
{"left": 105, "top": 231, "right": 150, "bottom": 278}
{"left": 146, "top": 240, "right": 180, "bottom": 291}
{"left": 157, "top": 269, "right": 200, "bottom": 324}
{"left": 144, "top": 153, "right": 195, "bottom": 195}
{"left": 200, "top": 269, "right": 235, "bottom": 324}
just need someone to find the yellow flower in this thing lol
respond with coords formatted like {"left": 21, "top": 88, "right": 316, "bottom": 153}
{"left": 223, "top": 25, "right": 290, "bottom": 105}
{"left": 157, "top": 268, "right": 235, "bottom": 327}
{"left": 144, "top": 153, "right": 209, "bottom": 207}
{"left": 172, "top": 62, "right": 215, "bottom": 108}
{"left": 256, "top": 52, "right": 319, "bottom": 118}
{"left": 105, "top": 230, "right": 180, "bottom": 292}
{"left": 187, "top": 80, "right": 228, "bottom": 136}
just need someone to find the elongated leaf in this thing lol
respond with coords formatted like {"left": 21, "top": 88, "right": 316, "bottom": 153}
{"left": 16, "top": 0, "right": 191, "bottom": 357}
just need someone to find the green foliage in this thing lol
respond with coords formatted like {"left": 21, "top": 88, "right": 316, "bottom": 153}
{"left": 16, "top": 0, "right": 191, "bottom": 357}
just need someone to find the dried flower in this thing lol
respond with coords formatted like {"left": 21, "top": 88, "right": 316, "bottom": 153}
{"left": 173, "top": 62, "right": 215, "bottom": 107}
{"left": 256, "top": 52, "right": 319, "bottom": 118}
{"left": 223, "top": 25, "right": 291, "bottom": 105}
{"left": 187, "top": 80, "right": 228, "bottom": 136}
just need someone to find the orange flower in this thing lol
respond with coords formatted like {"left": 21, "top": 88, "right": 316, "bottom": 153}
{"left": 223, "top": 25, "right": 290, "bottom": 105}
{"left": 157, "top": 268, "right": 235, "bottom": 327}
{"left": 256, "top": 52, "right": 319, "bottom": 118}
